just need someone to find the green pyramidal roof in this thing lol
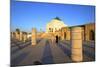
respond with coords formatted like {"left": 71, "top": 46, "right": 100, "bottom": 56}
{"left": 54, "top": 17, "right": 61, "bottom": 21}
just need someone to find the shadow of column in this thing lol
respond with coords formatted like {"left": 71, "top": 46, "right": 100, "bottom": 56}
{"left": 41, "top": 40, "right": 54, "bottom": 64}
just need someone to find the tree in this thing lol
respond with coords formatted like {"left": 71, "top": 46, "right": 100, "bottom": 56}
{"left": 16, "top": 28, "right": 20, "bottom": 34}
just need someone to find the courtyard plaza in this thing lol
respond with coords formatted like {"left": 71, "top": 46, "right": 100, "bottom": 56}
{"left": 11, "top": 33, "right": 95, "bottom": 66}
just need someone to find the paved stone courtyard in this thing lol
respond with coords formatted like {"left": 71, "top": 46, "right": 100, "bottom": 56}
{"left": 11, "top": 38, "right": 95, "bottom": 66}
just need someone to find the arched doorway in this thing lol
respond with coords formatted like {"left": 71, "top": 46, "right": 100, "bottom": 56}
{"left": 89, "top": 30, "right": 95, "bottom": 40}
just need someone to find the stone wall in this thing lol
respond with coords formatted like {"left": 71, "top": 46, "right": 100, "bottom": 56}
{"left": 61, "top": 27, "right": 70, "bottom": 40}
{"left": 60, "top": 23, "right": 95, "bottom": 41}
{"left": 85, "top": 23, "right": 95, "bottom": 41}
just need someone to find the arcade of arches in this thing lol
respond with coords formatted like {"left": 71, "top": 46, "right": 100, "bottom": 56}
{"left": 60, "top": 23, "right": 95, "bottom": 41}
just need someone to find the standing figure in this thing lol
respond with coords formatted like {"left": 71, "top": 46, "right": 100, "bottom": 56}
{"left": 56, "top": 36, "right": 58, "bottom": 43}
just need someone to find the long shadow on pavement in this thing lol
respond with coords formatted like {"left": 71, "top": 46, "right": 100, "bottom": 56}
{"left": 41, "top": 40, "right": 54, "bottom": 64}
{"left": 11, "top": 52, "right": 29, "bottom": 66}
{"left": 11, "top": 42, "right": 31, "bottom": 54}
{"left": 57, "top": 42, "right": 71, "bottom": 58}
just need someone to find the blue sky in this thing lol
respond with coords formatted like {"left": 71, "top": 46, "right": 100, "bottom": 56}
{"left": 11, "top": 0, "right": 95, "bottom": 32}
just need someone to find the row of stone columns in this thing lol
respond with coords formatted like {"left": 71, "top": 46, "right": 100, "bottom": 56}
{"left": 11, "top": 31, "right": 28, "bottom": 42}
{"left": 12, "top": 27, "right": 83, "bottom": 62}
{"left": 19, "top": 32, "right": 27, "bottom": 42}
{"left": 31, "top": 27, "right": 83, "bottom": 62}
{"left": 30, "top": 27, "right": 83, "bottom": 62}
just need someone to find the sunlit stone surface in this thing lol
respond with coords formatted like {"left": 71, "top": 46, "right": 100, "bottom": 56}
{"left": 23, "top": 33, "right": 27, "bottom": 42}
{"left": 20, "top": 31, "right": 23, "bottom": 41}
{"left": 71, "top": 27, "right": 83, "bottom": 62}
{"left": 15, "top": 31, "right": 20, "bottom": 40}
{"left": 31, "top": 28, "right": 37, "bottom": 45}
{"left": 46, "top": 17, "right": 67, "bottom": 33}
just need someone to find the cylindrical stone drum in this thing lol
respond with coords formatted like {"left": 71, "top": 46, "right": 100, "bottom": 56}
{"left": 31, "top": 28, "right": 37, "bottom": 45}
{"left": 23, "top": 34, "right": 27, "bottom": 42}
{"left": 71, "top": 27, "right": 83, "bottom": 62}
{"left": 20, "top": 32, "right": 22, "bottom": 41}
{"left": 15, "top": 32, "right": 20, "bottom": 40}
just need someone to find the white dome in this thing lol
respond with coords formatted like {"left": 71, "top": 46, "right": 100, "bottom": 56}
{"left": 46, "top": 18, "right": 67, "bottom": 33}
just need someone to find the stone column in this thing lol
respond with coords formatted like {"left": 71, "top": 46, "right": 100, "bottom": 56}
{"left": 15, "top": 32, "right": 17, "bottom": 39}
{"left": 23, "top": 34, "right": 27, "bottom": 42}
{"left": 20, "top": 31, "right": 23, "bottom": 41}
{"left": 31, "top": 28, "right": 37, "bottom": 45}
{"left": 11, "top": 32, "right": 14, "bottom": 38}
{"left": 71, "top": 27, "right": 83, "bottom": 62}
{"left": 15, "top": 31, "right": 19, "bottom": 40}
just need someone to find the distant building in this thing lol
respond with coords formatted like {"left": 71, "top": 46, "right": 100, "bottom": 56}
{"left": 46, "top": 17, "right": 67, "bottom": 33}
{"left": 46, "top": 17, "right": 95, "bottom": 41}
{"left": 11, "top": 20, "right": 95, "bottom": 42}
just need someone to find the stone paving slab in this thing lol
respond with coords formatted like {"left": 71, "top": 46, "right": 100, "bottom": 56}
{"left": 11, "top": 41, "right": 31, "bottom": 59}
{"left": 41, "top": 40, "right": 54, "bottom": 64}
{"left": 61, "top": 40, "right": 95, "bottom": 62}
{"left": 83, "top": 46, "right": 95, "bottom": 60}
{"left": 19, "top": 39, "right": 46, "bottom": 65}
{"left": 58, "top": 42, "right": 71, "bottom": 57}
{"left": 11, "top": 39, "right": 95, "bottom": 66}
{"left": 83, "top": 54, "right": 94, "bottom": 62}
{"left": 11, "top": 44, "right": 32, "bottom": 65}
{"left": 49, "top": 40, "right": 72, "bottom": 64}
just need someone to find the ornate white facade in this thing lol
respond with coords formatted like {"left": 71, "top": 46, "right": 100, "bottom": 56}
{"left": 46, "top": 17, "right": 67, "bottom": 33}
